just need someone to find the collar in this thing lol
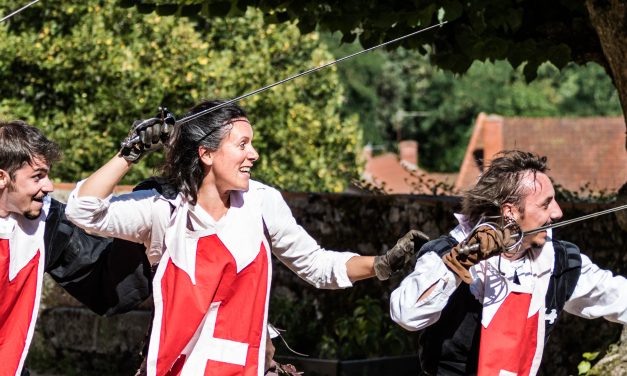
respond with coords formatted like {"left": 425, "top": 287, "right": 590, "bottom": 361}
{"left": 449, "top": 215, "right": 555, "bottom": 327}
{"left": 7, "top": 196, "right": 49, "bottom": 281}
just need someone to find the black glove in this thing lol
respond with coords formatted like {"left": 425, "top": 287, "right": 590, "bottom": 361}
{"left": 374, "top": 229, "right": 430, "bottom": 280}
{"left": 443, "top": 226, "right": 514, "bottom": 284}
{"left": 120, "top": 107, "right": 176, "bottom": 163}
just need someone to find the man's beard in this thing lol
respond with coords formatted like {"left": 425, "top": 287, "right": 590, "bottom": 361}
{"left": 6, "top": 181, "right": 44, "bottom": 219}
{"left": 24, "top": 195, "right": 46, "bottom": 220}
{"left": 24, "top": 209, "right": 42, "bottom": 220}
{"left": 530, "top": 233, "right": 548, "bottom": 249}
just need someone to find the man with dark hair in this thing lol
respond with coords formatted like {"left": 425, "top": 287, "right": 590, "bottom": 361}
{"left": 0, "top": 120, "right": 151, "bottom": 375}
{"left": 390, "top": 150, "right": 627, "bottom": 375}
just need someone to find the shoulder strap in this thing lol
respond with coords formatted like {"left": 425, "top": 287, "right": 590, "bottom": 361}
{"left": 262, "top": 217, "right": 272, "bottom": 252}
{"left": 544, "top": 240, "right": 582, "bottom": 338}
{"left": 418, "top": 235, "right": 458, "bottom": 258}
{"left": 553, "top": 240, "right": 583, "bottom": 278}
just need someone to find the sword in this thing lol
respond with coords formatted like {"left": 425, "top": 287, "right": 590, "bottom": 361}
{"left": 459, "top": 203, "right": 627, "bottom": 255}
{"left": 0, "top": 0, "right": 41, "bottom": 23}
{"left": 123, "top": 21, "right": 448, "bottom": 147}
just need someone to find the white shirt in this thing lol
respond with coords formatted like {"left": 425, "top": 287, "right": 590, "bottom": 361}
{"left": 65, "top": 180, "right": 357, "bottom": 290}
{"left": 390, "top": 225, "right": 627, "bottom": 331}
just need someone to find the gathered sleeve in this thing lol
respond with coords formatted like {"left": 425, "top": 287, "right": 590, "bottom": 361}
{"left": 260, "top": 186, "right": 357, "bottom": 289}
{"left": 64, "top": 180, "right": 162, "bottom": 247}
{"left": 390, "top": 251, "right": 461, "bottom": 331}
{"left": 564, "top": 254, "right": 627, "bottom": 324}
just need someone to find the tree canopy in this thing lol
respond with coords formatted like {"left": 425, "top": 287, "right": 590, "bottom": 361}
{"left": 324, "top": 33, "right": 622, "bottom": 171}
{"left": 118, "top": 0, "right": 627, "bottom": 125}
{"left": 0, "top": 0, "right": 360, "bottom": 192}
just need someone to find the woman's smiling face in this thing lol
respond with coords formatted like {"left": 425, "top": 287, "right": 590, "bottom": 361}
{"left": 206, "top": 118, "right": 259, "bottom": 193}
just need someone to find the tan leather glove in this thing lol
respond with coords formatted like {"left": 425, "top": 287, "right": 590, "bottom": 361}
{"left": 443, "top": 226, "right": 514, "bottom": 284}
{"left": 374, "top": 229, "right": 430, "bottom": 280}
{"left": 442, "top": 247, "right": 475, "bottom": 284}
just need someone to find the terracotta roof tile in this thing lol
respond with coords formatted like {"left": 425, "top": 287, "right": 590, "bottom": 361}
{"left": 456, "top": 114, "right": 626, "bottom": 194}
{"left": 362, "top": 152, "right": 457, "bottom": 194}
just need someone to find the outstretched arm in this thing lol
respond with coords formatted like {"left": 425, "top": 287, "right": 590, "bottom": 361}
{"left": 564, "top": 253, "right": 627, "bottom": 324}
{"left": 345, "top": 255, "right": 376, "bottom": 282}
{"left": 261, "top": 184, "right": 427, "bottom": 288}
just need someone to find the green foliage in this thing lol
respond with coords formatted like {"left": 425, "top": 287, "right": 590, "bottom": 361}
{"left": 268, "top": 289, "right": 326, "bottom": 357}
{"left": 116, "top": 0, "right": 626, "bottom": 176}
{"left": 270, "top": 291, "right": 417, "bottom": 360}
{"left": 319, "top": 296, "right": 415, "bottom": 359}
{"left": 554, "top": 183, "right": 617, "bottom": 204}
{"left": 118, "top": 0, "right": 606, "bottom": 80}
{"left": 578, "top": 351, "right": 600, "bottom": 375}
{"left": 0, "top": 1, "right": 360, "bottom": 192}
{"left": 320, "top": 35, "right": 388, "bottom": 145}
{"left": 0, "top": 1, "right": 206, "bottom": 182}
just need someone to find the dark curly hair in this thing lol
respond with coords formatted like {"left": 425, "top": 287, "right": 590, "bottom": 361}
{"left": 160, "top": 100, "right": 247, "bottom": 204}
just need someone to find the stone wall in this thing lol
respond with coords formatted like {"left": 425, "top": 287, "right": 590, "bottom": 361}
{"left": 27, "top": 189, "right": 626, "bottom": 375}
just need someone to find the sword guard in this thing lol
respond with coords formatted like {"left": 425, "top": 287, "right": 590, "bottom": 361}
{"left": 458, "top": 220, "right": 522, "bottom": 256}
{"left": 121, "top": 107, "right": 176, "bottom": 148}
{"left": 119, "top": 106, "right": 176, "bottom": 163}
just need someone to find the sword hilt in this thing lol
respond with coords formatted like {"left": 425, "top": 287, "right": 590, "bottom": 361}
{"left": 458, "top": 231, "right": 522, "bottom": 256}
{"left": 457, "top": 204, "right": 627, "bottom": 256}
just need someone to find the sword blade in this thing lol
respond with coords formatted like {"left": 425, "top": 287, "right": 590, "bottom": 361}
{"left": 0, "top": 0, "right": 41, "bottom": 23}
{"left": 524, "top": 203, "right": 627, "bottom": 235}
{"left": 175, "top": 21, "right": 447, "bottom": 126}
{"left": 125, "top": 21, "right": 448, "bottom": 145}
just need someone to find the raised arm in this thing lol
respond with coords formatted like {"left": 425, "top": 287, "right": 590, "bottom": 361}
{"left": 65, "top": 110, "right": 174, "bottom": 244}
{"left": 77, "top": 155, "right": 132, "bottom": 198}
{"left": 78, "top": 110, "right": 174, "bottom": 199}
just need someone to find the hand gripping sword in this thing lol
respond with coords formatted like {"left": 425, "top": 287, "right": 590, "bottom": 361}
{"left": 121, "top": 21, "right": 448, "bottom": 148}
{"left": 458, "top": 203, "right": 627, "bottom": 255}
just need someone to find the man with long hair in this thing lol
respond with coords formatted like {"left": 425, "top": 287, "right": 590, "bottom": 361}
{"left": 390, "top": 150, "right": 627, "bottom": 375}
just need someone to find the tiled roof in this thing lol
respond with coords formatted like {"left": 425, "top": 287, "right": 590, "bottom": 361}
{"left": 362, "top": 151, "right": 457, "bottom": 194}
{"left": 456, "top": 114, "right": 627, "bottom": 194}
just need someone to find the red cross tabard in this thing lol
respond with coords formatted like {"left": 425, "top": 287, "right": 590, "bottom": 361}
{"left": 0, "top": 239, "right": 40, "bottom": 376}
{"left": 153, "top": 234, "right": 269, "bottom": 376}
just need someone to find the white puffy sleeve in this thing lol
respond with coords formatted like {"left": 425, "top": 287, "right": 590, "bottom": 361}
{"left": 390, "top": 251, "right": 461, "bottom": 331}
{"left": 260, "top": 186, "right": 357, "bottom": 289}
{"left": 64, "top": 180, "right": 162, "bottom": 247}
{"left": 563, "top": 253, "right": 627, "bottom": 324}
